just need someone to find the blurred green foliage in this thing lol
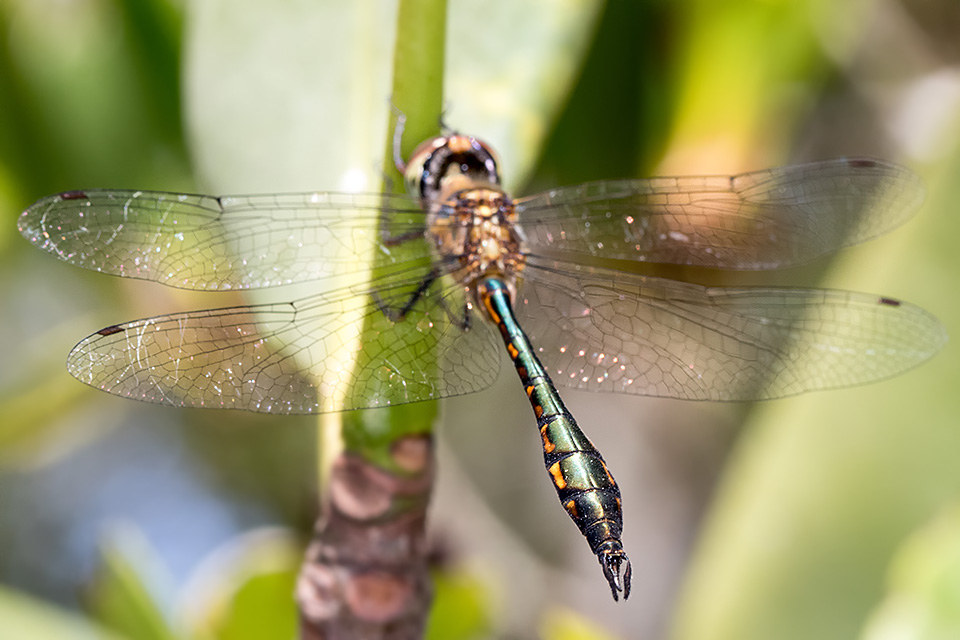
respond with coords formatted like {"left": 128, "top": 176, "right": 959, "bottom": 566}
{"left": 861, "top": 502, "right": 960, "bottom": 640}
{"left": 537, "top": 607, "right": 619, "bottom": 640}
{"left": 86, "top": 526, "right": 182, "bottom": 640}
{"left": 0, "top": 584, "right": 125, "bottom": 639}
{"left": 425, "top": 571, "right": 490, "bottom": 640}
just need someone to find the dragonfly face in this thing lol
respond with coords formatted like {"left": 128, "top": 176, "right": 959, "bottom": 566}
{"left": 18, "top": 133, "right": 947, "bottom": 601}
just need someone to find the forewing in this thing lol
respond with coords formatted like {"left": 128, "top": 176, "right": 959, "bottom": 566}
{"left": 18, "top": 189, "right": 428, "bottom": 290}
{"left": 516, "top": 261, "right": 946, "bottom": 401}
{"left": 517, "top": 158, "right": 924, "bottom": 270}
{"left": 66, "top": 277, "right": 501, "bottom": 413}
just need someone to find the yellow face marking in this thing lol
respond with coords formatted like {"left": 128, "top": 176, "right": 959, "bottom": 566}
{"left": 540, "top": 425, "right": 556, "bottom": 453}
{"left": 564, "top": 499, "right": 579, "bottom": 518}
{"left": 548, "top": 462, "right": 566, "bottom": 489}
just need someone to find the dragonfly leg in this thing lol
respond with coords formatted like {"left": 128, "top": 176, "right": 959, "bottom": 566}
{"left": 390, "top": 102, "right": 408, "bottom": 173}
{"left": 433, "top": 290, "right": 472, "bottom": 332}
{"left": 380, "top": 228, "right": 426, "bottom": 247}
{"left": 375, "top": 194, "right": 425, "bottom": 246}
{"left": 372, "top": 267, "right": 440, "bottom": 323}
{"left": 438, "top": 101, "right": 454, "bottom": 135}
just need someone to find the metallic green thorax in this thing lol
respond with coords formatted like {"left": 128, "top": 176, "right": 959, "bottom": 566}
{"left": 477, "top": 276, "right": 632, "bottom": 600}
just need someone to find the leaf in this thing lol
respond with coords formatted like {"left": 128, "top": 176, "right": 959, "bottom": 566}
{"left": 537, "top": 606, "right": 620, "bottom": 640}
{"left": 86, "top": 524, "right": 181, "bottom": 640}
{"left": 425, "top": 569, "right": 491, "bottom": 640}
{"left": 0, "top": 585, "right": 126, "bottom": 640}
{"left": 180, "top": 528, "right": 300, "bottom": 640}
{"left": 861, "top": 504, "right": 960, "bottom": 640}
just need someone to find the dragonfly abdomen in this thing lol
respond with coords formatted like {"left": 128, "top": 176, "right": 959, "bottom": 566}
{"left": 477, "top": 276, "right": 632, "bottom": 600}
{"left": 537, "top": 401, "right": 625, "bottom": 554}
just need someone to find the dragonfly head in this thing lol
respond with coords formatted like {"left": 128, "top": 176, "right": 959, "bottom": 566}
{"left": 404, "top": 134, "right": 501, "bottom": 208}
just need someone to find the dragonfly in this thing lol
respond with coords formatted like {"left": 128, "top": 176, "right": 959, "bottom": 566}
{"left": 18, "top": 131, "right": 946, "bottom": 601}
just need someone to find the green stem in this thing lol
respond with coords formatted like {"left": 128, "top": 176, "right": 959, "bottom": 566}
{"left": 340, "top": 0, "right": 448, "bottom": 474}
{"left": 382, "top": 0, "right": 448, "bottom": 184}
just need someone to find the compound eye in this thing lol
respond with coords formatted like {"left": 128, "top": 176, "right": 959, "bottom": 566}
{"left": 404, "top": 133, "right": 503, "bottom": 206}
{"left": 403, "top": 136, "right": 448, "bottom": 196}
{"left": 447, "top": 136, "right": 499, "bottom": 177}
{"left": 466, "top": 137, "right": 500, "bottom": 186}
{"left": 471, "top": 138, "right": 500, "bottom": 167}
{"left": 446, "top": 135, "right": 501, "bottom": 187}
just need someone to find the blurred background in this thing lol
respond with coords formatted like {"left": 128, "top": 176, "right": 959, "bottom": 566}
{"left": 2, "top": 1, "right": 960, "bottom": 639}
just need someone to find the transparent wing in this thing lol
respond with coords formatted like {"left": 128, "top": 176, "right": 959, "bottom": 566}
{"left": 66, "top": 275, "right": 501, "bottom": 413}
{"left": 517, "top": 158, "right": 925, "bottom": 270}
{"left": 18, "top": 189, "right": 430, "bottom": 290}
{"left": 516, "top": 260, "right": 946, "bottom": 401}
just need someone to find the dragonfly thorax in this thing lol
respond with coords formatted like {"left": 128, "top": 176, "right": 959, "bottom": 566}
{"left": 426, "top": 186, "right": 526, "bottom": 309}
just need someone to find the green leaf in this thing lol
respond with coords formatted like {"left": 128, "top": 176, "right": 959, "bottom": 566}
{"left": 661, "top": 0, "right": 835, "bottom": 168}
{"left": 0, "top": 370, "right": 96, "bottom": 467}
{"left": 112, "top": 0, "right": 186, "bottom": 148}
{"left": 425, "top": 569, "right": 490, "bottom": 640}
{"left": 185, "top": 0, "right": 397, "bottom": 194}
{"left": 445, "top": 0, "right": 603, "bottom": 188}
{"left": 537, "top": 606, "right": 620, "bottom": 640}
{"left": 180, "top": 529, "right": 300, "bottom": 640}
{"left": 86, "top": 524, "right": 181, "bottom": 640}
{"left": 0, "top": 585, "right": 126, "bottom": 640}
{"left": 861, "top": 504, "right": 960, "bottom": 640}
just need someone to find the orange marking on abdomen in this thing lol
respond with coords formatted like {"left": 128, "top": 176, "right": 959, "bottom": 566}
{"left": 482, "top": 294, "right": 501, "bottom": 323}
{"left": 548, "top": 461, "right": 566, "bottom": 489}
{"left": 507, "top": 342, "right": 519, "bottom": 359}
{"left": 540, "top": 424, "right": 556, "bottom": 453}
{"left": 564, "top": 499, "right": 579, "bottom": 518}
{"left": 525, "top": 385, "right": 534, "bottom": 397}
